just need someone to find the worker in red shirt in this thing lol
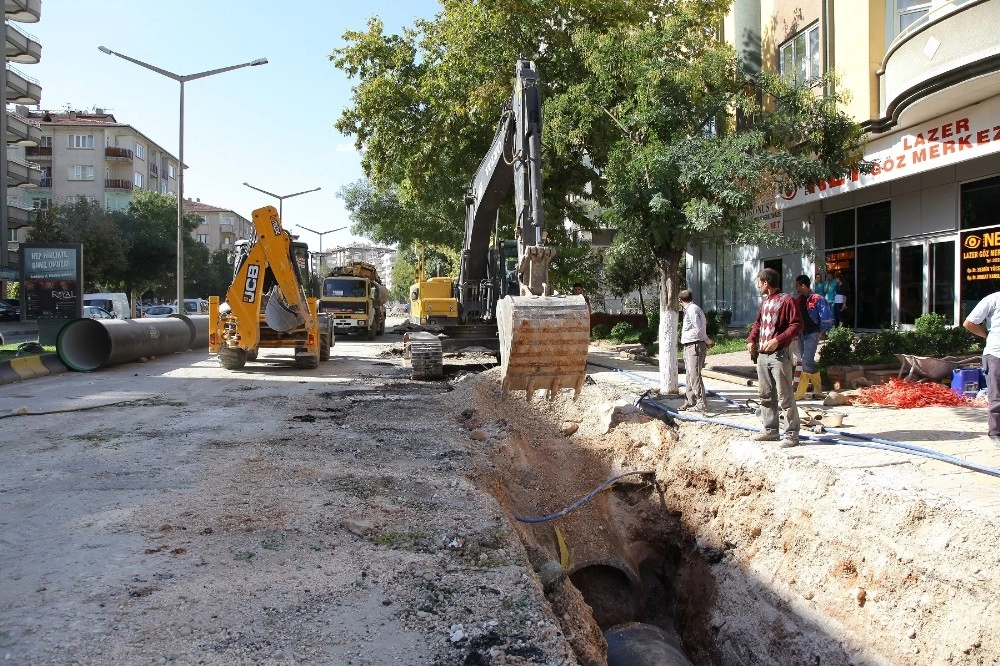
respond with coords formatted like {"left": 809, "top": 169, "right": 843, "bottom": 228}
{"left": 747, "top": 267, "right": 804, "bottom": 447}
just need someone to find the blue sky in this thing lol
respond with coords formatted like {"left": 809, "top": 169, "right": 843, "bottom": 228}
{"left": 23, "top": 0, "right": 442, "bottom": 251}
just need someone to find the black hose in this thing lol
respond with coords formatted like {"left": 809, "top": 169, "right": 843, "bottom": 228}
{"left": 514, "top": 470, "right": 655, "bottom": 523}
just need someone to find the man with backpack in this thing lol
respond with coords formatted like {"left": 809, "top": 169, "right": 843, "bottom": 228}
{"left": 793, "top": 274, "right": 830, "bottom": 399}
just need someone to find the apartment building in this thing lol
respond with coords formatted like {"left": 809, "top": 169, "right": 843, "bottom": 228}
{"left": 14, "top": 108, "right": 179, "bottom": 217}
{"left": 183, "top": 198, "right": 253, "bottom": 253}
{"left": 319, "top": 243, "right": 395, "bottom": 285}
{"left": 2, "top": 0, "right": 42, "bottom": 280}
{"left": 689, "top": 0, "right": 1000, "bottom": 329}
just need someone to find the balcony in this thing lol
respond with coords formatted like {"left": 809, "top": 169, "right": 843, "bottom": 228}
{"left": 37, "top": 176, "right": 50, "bottom": 187}
{"left": 876, "top": 0, "right": 1000, "bottom": 131}
{"left": 24, "top": 145, "right": 50, "bottom": 159}
{"left": 4, "top": 20, "right": 40, "bottom": 64}
{"left": 149, "top": 163, "right": 158, "bottom": 177}
{"left": 6, "top": 156, "right": 40, "bottom": 186}
{"left": 5, "top": 64, "right": 40, "bottom": 104}
{"left": 5, "top": 111, "right": 41, "bottom": 146}
{"left": 7, "top": 199, "right": 32, "bottom": 225}
{"left": 105, "top": 147, "right": 134, "bottom": 163}
{"left": 106, "top": 179, "right": 134, "bottom": 191}
{"left": 4, "top": 0, "right": 41, "bottom": 23}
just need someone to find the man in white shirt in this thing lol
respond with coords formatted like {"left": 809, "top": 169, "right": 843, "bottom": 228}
{"left": 963, "top": 291, "right": 1000, "bottom": 446}
{"left": 678, "top": 289, "right": 714, "bottom": 414}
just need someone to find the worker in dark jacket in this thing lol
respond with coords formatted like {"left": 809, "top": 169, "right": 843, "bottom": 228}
{"left": 747, "top": 268, "right": 804, "bottom": 447}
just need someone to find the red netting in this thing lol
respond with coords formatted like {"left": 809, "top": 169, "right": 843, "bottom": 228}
{"left": 853, "top": 378, "right": 975, "bottom": 408}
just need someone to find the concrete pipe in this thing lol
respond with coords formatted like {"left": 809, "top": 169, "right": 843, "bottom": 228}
{"left": 605, "top": 622, "right": 693, "bottom": 666}
{"left": 170, "top": 314, "right": 209, "bottom": 349}
{"left": 57, "top": 317, "right": 193, "bottom": 372}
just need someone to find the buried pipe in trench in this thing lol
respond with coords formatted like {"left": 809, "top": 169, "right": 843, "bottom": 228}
{"left": 57, "top": 317, "right": 195, "bottom": 372}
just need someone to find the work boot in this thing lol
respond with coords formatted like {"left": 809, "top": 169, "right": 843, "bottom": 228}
{"left": 752, "top": 431, "right": 779, "bottom": 442}
{"left": 779, "top": 434, "right": 799, "bottom": 448}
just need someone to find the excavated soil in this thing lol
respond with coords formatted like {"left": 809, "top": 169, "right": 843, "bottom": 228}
{"left": 457, "top": 368, "right": 1000, "bottom": 666}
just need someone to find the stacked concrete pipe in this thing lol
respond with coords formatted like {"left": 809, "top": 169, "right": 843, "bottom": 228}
{"left": 57, "top": 314, "right": 209, "bottom": 372}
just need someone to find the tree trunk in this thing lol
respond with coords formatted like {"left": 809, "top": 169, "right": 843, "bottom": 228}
{"left": 656, "top": 248, "right": 684, "bottom": 394}
{"left": 638, "top": 288, "right": 646, "bottom": 317}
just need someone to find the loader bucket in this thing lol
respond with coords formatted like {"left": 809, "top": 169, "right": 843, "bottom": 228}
{"left": 497, "top": 294, "right": 590, "bottom": 400}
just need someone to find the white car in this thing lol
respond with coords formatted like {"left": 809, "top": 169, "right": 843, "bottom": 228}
{"left": 144, "top": 305, "right": 177, "bottom": 318}
{"left": 83, "top": 306, "right": 115, "bottom": 319}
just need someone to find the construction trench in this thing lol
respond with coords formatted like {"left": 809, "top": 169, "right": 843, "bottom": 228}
{"left": 449, "top": 356, "right": 1000, "bottom": 666}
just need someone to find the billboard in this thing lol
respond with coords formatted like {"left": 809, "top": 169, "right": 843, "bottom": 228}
{"left": 19, "top": 244, "right": 84, "bottom": 320}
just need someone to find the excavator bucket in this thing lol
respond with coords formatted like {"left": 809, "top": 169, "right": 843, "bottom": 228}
{"left": 497, "top": 294, "right": 591, "bottom": 400}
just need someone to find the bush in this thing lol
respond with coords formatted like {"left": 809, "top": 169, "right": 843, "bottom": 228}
{"left": 646, "top": 310, "right": 659, "bottom": 332}
{"left": 638, "top": 327, "right": 657, "bottom": 347}
{"left": 609, "top": 321, "right": 637, "bottom": 342}
{"left": 706, "top": 310, "right": 733, "bottom": 337}
{"left": 818, "top": 325, "right": 855, "bottom": 366}
{"left": 819, "top": 314, "right": 984, "bottom": 368}
{"left": 590, "top": 324, "right": 610, "bottom": 340}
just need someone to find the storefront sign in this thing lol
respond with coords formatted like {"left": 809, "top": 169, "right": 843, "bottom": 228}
{"left": 960, "top": 230, "right": 1000, "bottom": 284}
{"left": 752, "top": 198, "right": 783, "bottom": 233}
{"left": 777, "top": 94, "right": 1000, "bottom": 208}
{"left": 19, "top": 243, "right": 83, "bottom": 320}
{"left": 825, "top": 249, "right": 855, "bottom": 273}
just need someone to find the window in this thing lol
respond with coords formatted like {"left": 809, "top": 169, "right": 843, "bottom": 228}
{"left": 68, "top": 134, "right": 94, "bottom": 149}
{"left": 893, "top": 0, "right": 931, "bottom": 37}
{"left": 32, "top": 196, "right": 52, "bottom": 209}
{"left": 197, "top": 234, "right": 209, "bottom": 244}
{"left": 168, "top": 164, "right": 176, "bottom": 178}
{"left": 134, "top": 172, "right": 143, "bottom": 188}
{"left": 779, "top": 23, "right": 820, "bottom": 85}
{"left": 135, "top": 143, "right": 145, "bottom": 159}
{"left": 68, "top": 165, "right": 95, "bottom": 181}
{"left": 161, "top": 182, "right": 168, "bottom": 194}
{"left": 7, "top": 228, "right": 16, "bottom": 242}
{"left": 39, "top": 136, "right": 52, "bottom": 148}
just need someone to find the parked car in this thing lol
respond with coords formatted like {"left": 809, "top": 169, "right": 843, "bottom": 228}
{"left": 0, "top": 302, "right": 19, "bottom": 321}
{"left": 143, "top": 305, "right": 177, "bottom": 318}
{"left": 83, "top": 306, "right": 115, "bottom": 319}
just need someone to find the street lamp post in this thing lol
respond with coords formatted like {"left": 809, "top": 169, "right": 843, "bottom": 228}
{"left": 98, "top": 46, "right": 267, "bottom": 308}
{"left": 242, "top": 183, "right": 322, "bottom": 223}
{"left": 296, "top": 224, "right": 346, "bottom": 276}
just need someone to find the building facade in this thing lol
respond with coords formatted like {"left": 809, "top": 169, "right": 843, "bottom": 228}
{"left": 182, "top": 198, "right": 253, "bottom": 253}
{"left": 321, "top": 243, "right": 395, "bottom": 280}
{"left": 2, "top": 0, "right": 43, "bottom": 277}
{"left": 690, "top": 0, "right": 1000, "bottom": 329}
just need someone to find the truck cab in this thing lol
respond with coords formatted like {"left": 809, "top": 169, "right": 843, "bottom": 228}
{"left": 319, "top": 262, "right": 386, "bottom": 339}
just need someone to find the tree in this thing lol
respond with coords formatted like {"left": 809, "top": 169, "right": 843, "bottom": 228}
{"left": 121, "top": 190, "right": 203, "bottom": 302}
{"left": 27, "top": 199, "right": 128, "bottom": 291}
{"left": 544, "top": 3, "right": 871, "bottom": 392}
{"left": 603, "top": 233, "right": 657, "bottom": 315}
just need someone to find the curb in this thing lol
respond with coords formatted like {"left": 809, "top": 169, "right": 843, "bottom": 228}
{"left": 0, "top": 353, "right": 68, "bottom": 385}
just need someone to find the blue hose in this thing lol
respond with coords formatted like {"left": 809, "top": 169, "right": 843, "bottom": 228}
{"left": 586, "top": 359, "right": 1000, "bottom": 479}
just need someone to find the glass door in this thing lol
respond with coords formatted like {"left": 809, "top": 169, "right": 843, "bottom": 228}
{"left": 895, "top": 236, "right": 956, "bottom": 327}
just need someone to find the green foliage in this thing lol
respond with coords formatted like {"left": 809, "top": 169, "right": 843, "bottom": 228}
{"left": 705, "top": 310, "right": 732, "bottom": 337}
{"left": 820, "top": 316, "right": 982, "bottom": 367}
{"left": 609, "top": 321, "right": 637, "bottom": 342}
{"left": 818, "top": 325, "right": 855, "bottom": 366}
{"left": 590, "top": 323, "right": 611, "bottom": 340}
{"left": 603, "top": 234, "right": 657, "bottom": 302}
{"left": 390, "top": 251, "right": 416, "bottom": 303}
{"left": 646, "top": 309, "right": 659, "bottom": 332}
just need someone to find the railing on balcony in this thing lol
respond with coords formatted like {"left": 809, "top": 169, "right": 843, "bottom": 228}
{"left": 38, "top": 176, "right": 51, "bottom": 187}
{"left": 24, "top": 145, "right": 51, "bottom": 158}
{"left": 105, "top": 179, "right": 134, "bottom": 191}
{"left": 149, "top": 163, "right": 158, "bottom": 176}
{"left": 105, "top": 147, "right": 133, "bottom": 162}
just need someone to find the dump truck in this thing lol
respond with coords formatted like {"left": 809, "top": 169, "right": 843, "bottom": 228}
{"left": 319, "top": 261, "right": 387, "bottom": 340}
{"left": 404, "top": 60, "right": 590, "bottom": 399}
{"left": 209, "top": 205, "right": 334, "bottom": 370}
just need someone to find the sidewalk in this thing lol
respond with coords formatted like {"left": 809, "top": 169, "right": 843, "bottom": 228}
{"left": 585, "top": 345, "right": 1000, "bottom": 517}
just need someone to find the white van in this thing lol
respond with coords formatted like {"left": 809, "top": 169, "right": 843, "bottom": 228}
{"left": 83, "top": 293, "right": 131, "bottom": 319}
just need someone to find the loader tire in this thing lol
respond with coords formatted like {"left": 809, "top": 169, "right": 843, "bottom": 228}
{"left": 295, "top": 346, "right": 319, "bottom": 369}
{"left": 320, "top": 333, "right": 331, "bottom": 361}
{"left": 219, "top": 347, "right": 248, "bottom": 370}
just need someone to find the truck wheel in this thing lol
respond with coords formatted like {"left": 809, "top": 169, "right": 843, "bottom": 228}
{"left": 377, "top": 316, "right": 385, "bottom": 336}
{"left": 366, "top": 325, "right": 375, "bottom": 341}
{"left": 296, "top": 354, "right": 319, "bottom": 369}
{"left": 320, "top": 333, "right": 331, "bottom": 361}
{"left": 219, "top": 347, "right": 247, "bottom": 370}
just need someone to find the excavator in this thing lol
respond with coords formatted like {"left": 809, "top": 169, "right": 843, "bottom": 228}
{"left": 404, "top": 59, "right": 591, "bottom": 399}
{"left": 209, "top": 205, "right": 334, "bottom": 370}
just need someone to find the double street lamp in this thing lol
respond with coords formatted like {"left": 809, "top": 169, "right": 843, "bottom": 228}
{"left": 98, "top": 46, "right": 268, "bottom": 308}
{"left": 242, "top": 183, "right": 322, "bottom": 222}
{"left": 296, "top": 224, "right": 347, "bottom": 276}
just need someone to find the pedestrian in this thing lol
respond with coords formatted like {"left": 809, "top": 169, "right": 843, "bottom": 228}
{"left": 678, "top": 289, "right": 714, "bottom": 414}
{"left": 746, "top": 268, "right": 804, "bottom": 446}
{"left": 822, "top": 270, "right": 840, "bottom": 324}
{"left": 571, "top": 282, "right": 592, "bottom": 315}
{"left": 793, "top": 274, "right": 822, "bottom": 399}
{"left": 963, "top": 291, "right": 1000, "bottom": 446}
{"left": 834, "top": 271, "right": 850, "bottom": 327}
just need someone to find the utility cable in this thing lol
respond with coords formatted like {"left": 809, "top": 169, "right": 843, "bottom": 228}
{"left": 514, "top": 470, "right": 655, "bottom": 524}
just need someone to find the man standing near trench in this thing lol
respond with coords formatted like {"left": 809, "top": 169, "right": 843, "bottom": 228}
{"left": 747, "top": 268, "right": 804, "bottom": 447}
{"left": 963, "top": 290, "right": 1000, "bottom": 447}
{"left": 678, "top": 289, "right": 713, "bottom": 414}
